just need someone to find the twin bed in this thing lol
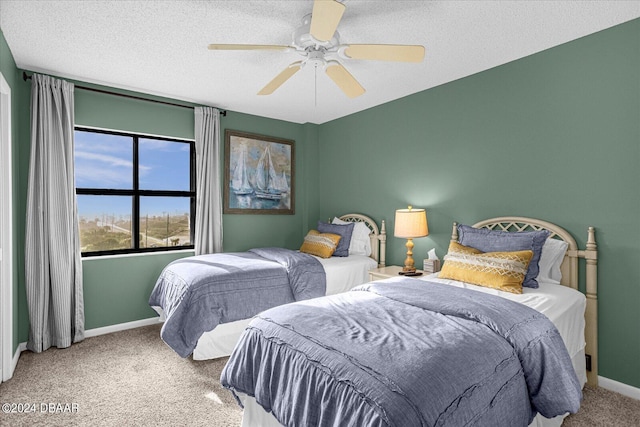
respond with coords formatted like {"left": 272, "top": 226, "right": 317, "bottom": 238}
{"left": 150, "top": 214, "right": 387, "bottom": 360}
{"left": 150, "top": 215, "right": 598, "bottom": 427}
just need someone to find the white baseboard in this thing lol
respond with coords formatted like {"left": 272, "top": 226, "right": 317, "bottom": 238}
{"left": 599, "top": 376, "right": 640, "bottom": 400}
{"left": 8, "top": 342, "right": 27, "bottom": 380}
{"left": 12, "top": 317, "right": 162, "bottom": 368}
{"left": 83, "top": 317, "right": 161, "bottom": 338}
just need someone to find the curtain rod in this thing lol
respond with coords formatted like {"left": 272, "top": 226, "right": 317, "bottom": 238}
{"left": 22, "top": 72, "right": 226, "bottom": 116}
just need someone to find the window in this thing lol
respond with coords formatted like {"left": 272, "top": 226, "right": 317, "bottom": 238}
{"left": 74, "top": 127, "right": 195, "bottom": 256}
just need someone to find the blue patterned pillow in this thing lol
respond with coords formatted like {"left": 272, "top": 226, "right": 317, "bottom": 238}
{"left": 457, "top": 224, "right": 549, "bottom": 288}
{"left": 317, "top": 221, "right": 354, "bottom": 257}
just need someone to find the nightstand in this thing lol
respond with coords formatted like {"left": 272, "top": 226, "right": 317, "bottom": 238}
{"left": 369, "top": 265, "right": 425, "bottom": 281}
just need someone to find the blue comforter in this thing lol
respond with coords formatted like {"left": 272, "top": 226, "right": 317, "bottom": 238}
{"left": 149, "top": 248, "right": 325, "bottom": 357}
{"left": 221, "top": 277, "right": 582, "bottom": 427}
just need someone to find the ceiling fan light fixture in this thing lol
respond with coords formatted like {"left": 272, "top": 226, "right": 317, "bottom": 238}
{"left": 303, "top": 49, "right": 328, "bottom": 69}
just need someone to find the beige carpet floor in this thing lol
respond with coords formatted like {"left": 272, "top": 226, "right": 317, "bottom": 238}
{"left": 1, "top": 324, "right": 638, "bottom": 426}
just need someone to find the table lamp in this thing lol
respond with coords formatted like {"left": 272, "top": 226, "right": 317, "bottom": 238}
{"left": 394, "top": 206, "right": 428, "bottom": 274}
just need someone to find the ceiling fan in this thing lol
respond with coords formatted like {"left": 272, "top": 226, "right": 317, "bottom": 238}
{"left": 208, "top": 0, "right": 425, "bottom": 98}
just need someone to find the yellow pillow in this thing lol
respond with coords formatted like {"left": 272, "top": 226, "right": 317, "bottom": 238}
{"left": 439, "top": 241, "right": 533, "bottom": 294}
{"left": 300, "top": 230, "right": 341, "bottom": 259}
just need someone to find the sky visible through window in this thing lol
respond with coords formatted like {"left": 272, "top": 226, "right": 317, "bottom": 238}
{"left": 74, "top": 129, "right": 193, "bottom": 252}
{"left": 74, "top": 131, "right": 190, "bottom": 218}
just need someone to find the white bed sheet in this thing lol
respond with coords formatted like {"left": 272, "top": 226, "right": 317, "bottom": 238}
{"left": 192, "top": 255, "right": 377, "bottom": 360}
{"left": 315, "top": 254, "right": 378, "bottom": 295}
{"left": 238, "top": 274, "right": 588, "bottom": 427}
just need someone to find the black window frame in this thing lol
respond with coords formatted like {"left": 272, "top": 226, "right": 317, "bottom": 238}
{"left": 75, "top": 126, "right": 196, "bottom": 257}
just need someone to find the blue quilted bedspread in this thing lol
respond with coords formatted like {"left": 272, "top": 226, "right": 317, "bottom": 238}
{"left": 221, "top": 277, "right": 581, "bottom": 426}
{"left": 148, "top": 248, "right": 325, "bottom": 357}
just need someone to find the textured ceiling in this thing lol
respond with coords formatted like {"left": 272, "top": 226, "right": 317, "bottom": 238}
{"left": 1, "top": 1, "right": 639, "bottom": 124}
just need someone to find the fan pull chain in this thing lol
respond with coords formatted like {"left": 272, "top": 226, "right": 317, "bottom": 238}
{"left": 314, "top": 64, "right": 318, "bottom": 107}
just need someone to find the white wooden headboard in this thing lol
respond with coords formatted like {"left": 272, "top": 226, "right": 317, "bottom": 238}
{"left": 338, "top": 214, "right": 387, "bottom": 268}
{"left": 450, "top": 216, "right": 598, "bottom": 387}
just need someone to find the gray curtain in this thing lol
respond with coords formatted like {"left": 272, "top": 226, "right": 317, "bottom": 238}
{"left": 194, "top": 106, "right": 223, "bottom": 254}
{"left": 25, "top": 74, "right": 84, "bottom": 352}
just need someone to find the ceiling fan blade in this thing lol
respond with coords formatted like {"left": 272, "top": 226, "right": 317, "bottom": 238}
{"left": 325, "top": 62, "right": 365, "bottom": 98}
{"left": 310, "top": 0, "right": 346, "bottom": 42}
{"left": 258, "top": 61, "right": 303, "bottom": 95}
{"left": 208, "top": 44, "right": 290, "bottom": 51}
{"left": 344, "top": 44, "right": 425, "bottom": 62}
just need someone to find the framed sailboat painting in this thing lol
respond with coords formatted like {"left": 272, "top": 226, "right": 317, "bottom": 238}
{"left": 223, "top": 130, "right": 295, "bottom": 214}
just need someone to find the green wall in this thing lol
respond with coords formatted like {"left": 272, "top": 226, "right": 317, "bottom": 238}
{"left": 317, "top": 19, "right": 640, "bottom": 388}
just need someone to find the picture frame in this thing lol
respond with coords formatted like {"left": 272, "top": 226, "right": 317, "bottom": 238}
{"left": 223, "top": 129, "right": 295, "bottom": 215}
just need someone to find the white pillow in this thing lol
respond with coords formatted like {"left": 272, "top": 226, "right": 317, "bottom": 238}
{"left": 332, "top": 217, "right": 372, "bottom": 256}
{"left": 537, "top": 238, "right": 568, "bottom": 284}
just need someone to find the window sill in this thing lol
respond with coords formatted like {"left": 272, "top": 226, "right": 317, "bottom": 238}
{"left": 81, "top": 248, "right": 195, "bottom": 261}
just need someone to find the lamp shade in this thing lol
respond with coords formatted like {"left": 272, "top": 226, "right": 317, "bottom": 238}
{"left": 394, "top": 207, "right": 428, "bottom": 238}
